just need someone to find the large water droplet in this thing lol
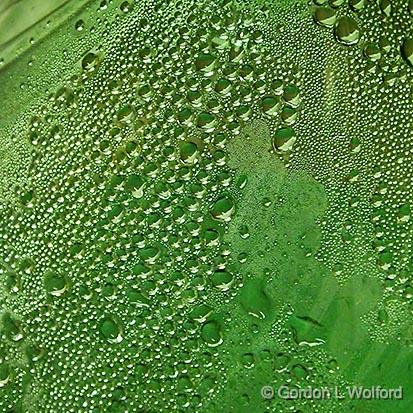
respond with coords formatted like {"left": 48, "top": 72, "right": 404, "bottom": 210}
{"left": 100, "top": 317, "right": 123, "bottom": 344}
{"left": 334, "top": 16, "right": 360, "bottom": 46}
{"left": 272, "top": 127, "right": 296, "bottom": 152}
{"left": 0, "top": 363, "right": 10, "bottom": 387}
{"left": 313, "top": 7, "right": 336, "bottom": 28}
{"left": 44, "top": 271, "right": 68, "bottom": 297}
{"left": 201, "top": 321, "right": 223, "bottom": 347}
{"left": 401, "top": 39, "right": 413, "bottom": 66}
{"left": 210, "top": 195, "right": 235, "bottom": 222}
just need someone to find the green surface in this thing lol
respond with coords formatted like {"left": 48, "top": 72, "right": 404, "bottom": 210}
{"left": 0, "top": 0, "right": 413, "bottom": 412}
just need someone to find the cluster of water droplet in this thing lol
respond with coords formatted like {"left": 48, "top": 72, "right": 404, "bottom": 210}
{"left": 291, "top": 0, "right": 413, "bottom": 356}
{"left": 1, "top": 0, "right": 413, "bottom": 411}
{"left": 0, "top": 0, "right": 311, "bottom": 411}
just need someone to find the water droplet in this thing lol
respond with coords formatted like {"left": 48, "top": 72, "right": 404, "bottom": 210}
{"left": 43, "top": 271, "right": 68, "bottom": 296}
{"left": 75, "top": 20, "right": 85, "bottom": 31}
{"left": 180, "top": 142, "right": 199, "bottom": 164}
{"left": 211, "top": 271, "right": 234, "bottom": 291}
{"left": 210, "top": 195, "right": 235, "bottom": 221}
{"left": 120, "top": 1, "right": 133, "bottom": 12}
{"left": 195, "top": 53, "right": 216, "bottom": 75}
{"left": 313, "top": 7, "right": 337, "bottom": 28}
{"left": 261, "top": 96, "right": 281, "bottom": 116}
{"left": 242, "top": 353, "right": 255, "bottom": 369}
{"left": 401, "top": 39, "right": 413, "bottom": 66}
{"left": 272, "top": 127, "right": 296, "bottom": 152}
{"left": 397, "top": 203, "right": 411, "bottom": 223}
{"left": 283, "top": 85, "right": 301, "bottom": 108}
{"left": 2, "top": 313, "right": 24, "bottom": 342}
{"left": 334, "top": 16, "right": 360, "bottom": 46}
{"left": 379, "top": 0, "right": 391, "bottom": 16}
{"left": 364, "top": 43, "right": 381, "bottom": 61}
{"left": 188, "top": 304, "right": 213, "bottom": 323}
{"left": 0, "top": 363, "right": 10, "bottom": 387}
{"left": 81, "top": 51, "right": 101, "bottom": 72}
{"left": 349, "top": 0, "right": 365, "bottom": 11}
{"left": 125, "top": 174, "right": 145, "bottom": 198}
{"left": 100, "top": 316, "right": 123, "bottom": 343}
{"left": 201, "top": 321, "right": 223, "bottom": 347}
